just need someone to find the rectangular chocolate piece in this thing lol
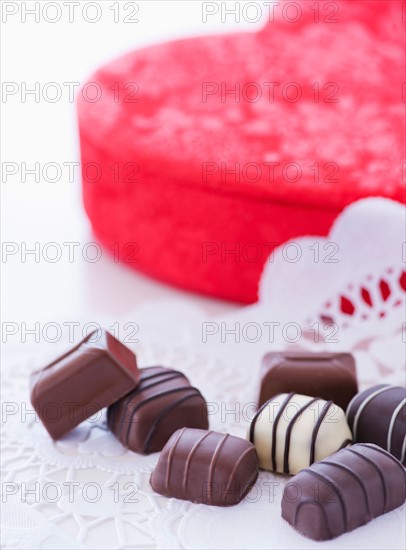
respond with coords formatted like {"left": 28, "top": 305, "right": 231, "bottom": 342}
{"left": 150, "top": 428, "right": 259, "bottom": 506}
{"left": 108, "top": 366, "right": 209, "bottom": 454}
{"left": 30, "top": 329, "right": 139, "bottom": 439}
{"left": 282, "top": 443, "right": 406, "bottom": 541}
{"left": 259, "top": 352, "right": 357, "bottom": 410}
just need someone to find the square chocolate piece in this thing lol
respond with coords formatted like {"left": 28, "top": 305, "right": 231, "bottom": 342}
{"left": 30, "top": 329, "right": 139, "bottom": 439}
{"left": 108, "top": 366, "right": 209, "bottom": 454}
{"left": 258, "top": 351, "right": 357, "bottom": 410}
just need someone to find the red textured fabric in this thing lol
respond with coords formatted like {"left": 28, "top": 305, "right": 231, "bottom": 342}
{"left": 78, "top": 0, "right": 405, "bottom": 303}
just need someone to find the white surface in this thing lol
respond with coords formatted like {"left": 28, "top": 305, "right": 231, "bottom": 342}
{"left": 1, "top": 314, "right": 405, "bottom": 549}
{"left": 1, "top": 198, "right": 406, "bottom": 549}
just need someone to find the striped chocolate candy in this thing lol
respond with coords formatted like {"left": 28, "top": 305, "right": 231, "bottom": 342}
{"left": 249, "top": 393, "right": 352, "bottom": 475}
{"left": 108, "top": 366, "right": 208, "bottom": 454}
{"left": 346, "top": 384, "right": 406, "bottom": 465}
{"left": 150, "top": 428, "right": 259, "bottom": 506}
{"left": 282, "top": 443, "right": 406, "bottom": 541}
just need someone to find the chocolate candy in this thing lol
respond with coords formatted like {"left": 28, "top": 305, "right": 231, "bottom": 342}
{"left": 30, "top": 329, "right": 139, "bottom": 439}
{"left": 108, "top": 367, "right": 209, "bottom": 454}
{"left": 346, "top": 384, "right": 406, "bottom": 465}
{"left": 258, "top": 352, "right": 358, "bottom": 410}
{"left": 249, "top": 393, "right": 352, "bottom": 475}
{"left": 282, "top": 443, "right": 406, "bottom": 541}
{"left": 150, "top": 428, "right": 259, "bottom": 506}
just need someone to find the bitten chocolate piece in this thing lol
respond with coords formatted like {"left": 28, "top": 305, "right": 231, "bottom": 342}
{"left": 150, "top": 428, "right": 259, "bottom": 506}
{"left": 282, "top": 443, "right": 406, "bottom": 541}
{"left": 346, "top": 384, "right": 406, "bottom": 465}
{"left": 108, "top": 367, "right": 209, "bottom": 454}
{"left": 30, "top": 329, "right": 139, "bottom": 439}
{"left": 249, "top": 393, "right": 352, "bottom": 475}
{"left": 258, "top": 352, "right": 358, "bottom": 410}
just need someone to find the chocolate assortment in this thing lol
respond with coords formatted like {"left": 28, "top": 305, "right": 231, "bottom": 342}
{"left": 249, "top": 393, "right": 352, "bottom": 475}
{"left": 107, "top": 366, "right": 208, "bottom": 454}
{"left": 30, "top": 329, "right": 139, "bottom": 439}
{"left": 346, "top": 384, "right": 406, "bottom": 465}
{"left": 30, "top": 335, "right": 405, "bottom": 538}
{"left": 282, "top": 443, "right": 406, "bottom": 541}
{"left": 258, "top": 352, "right": 358, "bottom": 410}
{"left": 150, "top": 428, "right": 259, "bottom": 506}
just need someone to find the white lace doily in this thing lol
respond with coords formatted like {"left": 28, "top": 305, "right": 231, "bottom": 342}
{"left": 2, "top": 198, "right": 405, "bottom": 549}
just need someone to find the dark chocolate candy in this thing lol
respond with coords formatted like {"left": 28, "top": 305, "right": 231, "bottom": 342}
{"left": 108, "top": 366, "right": 208, "bottom": 454}
{"left": 150, "top": 428, "right": 259, "bottom": 506}
{"left": 282, "top": 443, "right": 406, "bottom": 541}
{"left": 258, "top": 352, "right": 357, "bottom": 410}
{"left": 30, "top": 329, "right": 139, "bottom": 439}
{"left": 346, "top": 384, "right": 406, "bottom": 465}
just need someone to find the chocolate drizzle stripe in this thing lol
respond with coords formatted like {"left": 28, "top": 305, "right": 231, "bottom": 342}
{"left": 400, "top": 436, "right": 406, "bottom": 464}
{"left": 114, "top": 397, "right": 133, "bottom": 434}
{"left": 355, "top": 443, "right": 406, "bottom": 474}
{"left": 133, "top": 373, "right": 187, "bottom": 395}
{"left": 344, "top": 384, "right": 388, "bottom": 421}
{"left": 142, "top": 390, "right": 202, "bottom": 453}
{"left": 322, "top": 460, "right": 371, "bottom": 518}
{"left": 249, "top": 393, "right": 282, "bottom": 444}
{"left": 115, "top": 371, "right": 187, "bottom": 438}
{"left": 181, "top": 431, "right": 212, "bottom": 495}
{"left": 387, "top": 399, "right": 406, "bottom": 454}
{"left": 283, "top": 397, "right": 319, "bottom": 474}
{"left": 270, "top": 392, "right": 295, "bottom": 471}
{"left": 107, "top": 401, "right": 119, "bottom": 433}
{"left": 224, "top": 446, "right": 254, "bottom": 495}
{"left": 117, "top": 386, "right": 155, "bottom": 440}
{"left": 293, "top": 498, "right": 333, "bottom": 538}
{"left": 303, "top": 468, "right": 347, "bottom": 532}
{"left": 116, "top": 392, "right": 141, "bottom": 437}
{"left": 122, "top": 387, "right": 202, "bottom": 444}
{"left": 309, "top": 400, "right": 333, "bottom": 465}
{"left": 350, "top": 385, "right": 392, "bottom": 438}
{"left": 207, "top": 434, "right": 229, "bottom": 505}
{"left": 344, "top": 447, "right": 387, "bottom": 513}
{"left": 165, "top": 427, "right": 187, "bottom": 490}
{"left": 141, "top": 368, "right": 187, "bottom": 383}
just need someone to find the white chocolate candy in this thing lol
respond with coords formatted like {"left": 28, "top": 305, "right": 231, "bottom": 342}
{"left": 248, "top": 393, "right": 352, "bottom": 475}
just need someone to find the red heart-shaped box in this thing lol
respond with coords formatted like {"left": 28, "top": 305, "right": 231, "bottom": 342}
{"left": 78, "top": 0, "right": 405, "bottom": 303}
